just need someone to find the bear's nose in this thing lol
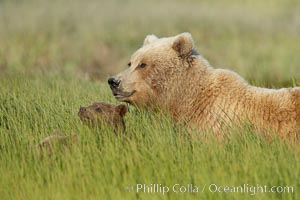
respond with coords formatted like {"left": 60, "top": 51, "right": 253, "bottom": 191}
{"left": 108, "top": 77, "right": 121, "bottom": 89}
{"left": 79, "top": 107, "right": 86, "bottom": 113}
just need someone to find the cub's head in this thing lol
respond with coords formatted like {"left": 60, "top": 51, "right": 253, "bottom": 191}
{"left": 38, "top": 130, "right": 79, "bottom": 158}
{"left": 78, "top": 102, "right": 127, "bottom": 132}
{"left": 108, "top": 33, "right": 197, "bottom": 108}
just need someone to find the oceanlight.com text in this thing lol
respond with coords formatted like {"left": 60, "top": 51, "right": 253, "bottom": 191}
{"left": 126, "top": 183, "right": 294, "bottom": 196}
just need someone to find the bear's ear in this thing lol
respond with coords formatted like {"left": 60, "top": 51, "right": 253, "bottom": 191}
{"left": 115, "top": 104, "right": 128, "bottom": 117}
{"left": 172, "top": 32, "right": 194, "bottom": 56}
{"left": 52, "top": 130, "right": 61, "bottom": 136}
{"left": 143, "top": 34, "right": 158, "bottom": 46}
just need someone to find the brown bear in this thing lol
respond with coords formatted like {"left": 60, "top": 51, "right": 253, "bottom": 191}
{"left": 78, "top": 102, "right": 128, "bottom": 133}
{"left": 38, "top": 130, "right": 79, "bottom": 158}
{"left": 38, "top": 102, "right": 128, "bottom": 157}
{"left": 108, "top": 33, "right": 300, "bottom": 140}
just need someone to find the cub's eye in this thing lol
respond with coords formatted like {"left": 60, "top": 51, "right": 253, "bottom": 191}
{"left": 95, "top": 107, "right": 102, "bottom": 112}
{"left": 138, "top": 63, "right": 147, "bottom": 68}
{"left": 127, "top": 62, "right": 131, "bottom": 67}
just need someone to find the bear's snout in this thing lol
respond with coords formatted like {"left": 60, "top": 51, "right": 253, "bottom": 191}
{"left": 108, "top": 77, "right": 121, "bottom": 89}
{"left": 79, "top": 107, "right": 86, "bottom": 113}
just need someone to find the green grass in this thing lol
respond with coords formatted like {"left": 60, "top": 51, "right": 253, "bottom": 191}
{"left": 0, "top": 73, "right": 299, "bottom": 200}
{"left": 0, "top": 0, "right": 299, "bottom": 199}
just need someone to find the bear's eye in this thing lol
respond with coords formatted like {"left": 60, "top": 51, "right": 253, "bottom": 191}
{"left": 127, "top": 62, "right": 131, "bottom": 67}
{"left": 138, "top": 63, "right": 147, "bottom": 68}
{"left": 95, "top": 107, "right": 102, "bottom": 112}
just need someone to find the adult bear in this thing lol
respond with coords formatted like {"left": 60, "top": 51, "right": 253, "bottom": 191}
{"left": 108, "top": 33, "right": 300, "bottom": 140}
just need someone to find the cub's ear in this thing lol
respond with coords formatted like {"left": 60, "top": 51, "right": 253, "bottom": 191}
{"left": 143, "top": 34, "right": 158, "bottom": 46}
{"left": 115, "top": 104, "right": 128, "bottom": 117}
{"left": 172, "top": 32, "right": 194, "bottom": 56}
{"left": 52, "top": 130, "right": 60, "bottom": 136}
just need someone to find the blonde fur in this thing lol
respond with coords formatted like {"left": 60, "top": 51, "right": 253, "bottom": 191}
{"left": 112, "top": 33, "right": 300, "bottom": 139}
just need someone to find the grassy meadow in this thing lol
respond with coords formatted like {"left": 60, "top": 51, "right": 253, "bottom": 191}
{"left": 0, "top": 0, "right": 299, "bottom": 199}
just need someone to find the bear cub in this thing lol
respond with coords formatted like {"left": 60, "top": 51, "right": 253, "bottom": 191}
{"left": 78, "top": 102, "right": 128, "bottom": 133}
